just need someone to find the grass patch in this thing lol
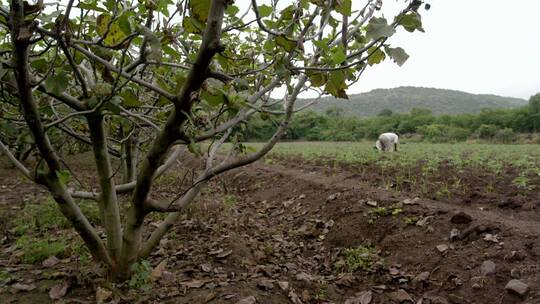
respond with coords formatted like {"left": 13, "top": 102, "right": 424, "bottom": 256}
{"left": 340, "top": 246, "right": 377, "bottom": 272}
{"left": 128, "top": 260, "right": 153, "bottom": 292}
{"left": 11, "top": 198, "right": 101, "bottom": 236}
{"left": 16, "top": 235, "right": 66, "bottom": 264}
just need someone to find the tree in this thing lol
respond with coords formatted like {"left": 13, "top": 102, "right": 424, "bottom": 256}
{"left": 0, "top": 0, "right": 426, "bottom": 279}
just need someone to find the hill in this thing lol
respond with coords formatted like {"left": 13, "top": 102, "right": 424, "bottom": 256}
{"left": 297, "top": 86, "right": 528, "bottom": 117}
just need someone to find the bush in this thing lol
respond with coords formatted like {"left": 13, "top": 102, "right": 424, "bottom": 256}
{"left": 476, "top": 124, "right": 499, "bottom": 139}
{"left": 494, "top": 128, "right": 515, "bottom": 143}
{"left": 417, "top": 124, "right": 471, "bottom": 142}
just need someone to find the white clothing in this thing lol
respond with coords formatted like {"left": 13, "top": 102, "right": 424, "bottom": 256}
{"left": 375, "top": 133, "right": 399, "bottom": 152}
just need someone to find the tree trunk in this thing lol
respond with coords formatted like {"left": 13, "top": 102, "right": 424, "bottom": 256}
{"left": 86, "top": 113, "right": 123, "bottom": 263}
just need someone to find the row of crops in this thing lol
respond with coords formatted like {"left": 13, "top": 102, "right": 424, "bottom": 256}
{"left": 247, "top": 142, "right": 540, "bottom": 198}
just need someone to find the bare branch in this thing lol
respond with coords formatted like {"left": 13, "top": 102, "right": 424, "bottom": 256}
{"left": 0, "top": 138, "right": 32, "bottom": 180}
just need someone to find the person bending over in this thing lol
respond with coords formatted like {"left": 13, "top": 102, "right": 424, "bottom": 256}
{"left": 375, "top": 132, "right": 399, "bottom": 152}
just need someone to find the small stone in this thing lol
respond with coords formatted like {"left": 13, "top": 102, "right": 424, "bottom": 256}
{"left": 447, "top": 294, "right": 471, "bottom": 304}
{"left": 430, "top": 296, "right": 449, "bottom": 304}
{"left": 450, "top": 212, "right": 472, "bottom": 224}
{"left": 96, "top": 287, "right": 112, "bottom": 304}
{"left": 436, "top": 244, "right": 449, "bottom": 253}
{"left": 42, "top": 256, "right": 60, "bottom": 267}
{"left": 278, "top": 281, "right": 289, "bottom": 291}
{"left": 480, "top": 260, "right": 496, "bottom": 276}
{"left": 391, "top": 289, "right": 413, "bottom": 303}
{"left": 366, "top": 200, "right": 378, "bottom": 207}
{"left": 403, "top": 197, "right": 420, "bottom": 205}
{"left": 416, "top": 216, "right": 433, "bottom": 227}
{"left": 470, "top": 276, "right": 485, "bottom": 289}
{"left": 257, "top": 279, "right": 273, "bottom": 291}
{"left": 450, "top": 228, "right": 460, "bottom": 241}
{"left": 510, "top": 268, "right": 521, "bottom": 279}
{"left": 236, "top": 296, "right": 257, "bottom": 304}
{"left": 12, "top": 283, "right": 37, "bottom": 292}
{"left": 412, "top": 272, "right": 430, "bottom": 287}
{"left": 326, "top": 193, "right": 339, "bottom": 202}
{"left": 505, "top": 279, "right": 529, "bottom": 297}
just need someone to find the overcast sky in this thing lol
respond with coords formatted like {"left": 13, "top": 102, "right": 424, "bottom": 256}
{"left": 236, "top": 0, "right": 539, "bottom": 99}
{"left": 351, "top": 0, "right": 540, "bottom": 100}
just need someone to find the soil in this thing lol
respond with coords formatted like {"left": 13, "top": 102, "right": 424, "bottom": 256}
{"left": 0, "top": 154, "right": 539, "bottom": 304}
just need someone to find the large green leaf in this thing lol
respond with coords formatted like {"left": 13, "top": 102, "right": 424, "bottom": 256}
{"left": 366, "top": 17, "right": 396, "bottom": 41}
{"left": 398, "top": 13, "right": 424, "bottom": 33}
{"left": 325, "top": 70, "right": 348, "bottom": 99}
{"left": 189, "top": 0, "right": 211, "bottom": 22}
{"left": 121, "top": 88, "right": 141, "bottom": 107}
{"left": 44, "top": 72, "right": 69, "bottom": 95}
{"left": 258, "top": 4, "right": 273, "bottom": 18}
{"left": 385, "top": 46, "right": 409, "bottom": 66}
{"left": 334, "top": 0, "right": 351, "bottom": 16}
{"left": 275, "top": 35, "right": 296, "bottom": 52}
{"left": 182, "top": 16, "right": 205, "bottom": 34}
{"left": 96, "top": 14, "right": 128, "bottom": 47}
{"left": 331, "top": 46, "right": 347, "bottom": 65}
{"left": 367, "top": 47, "right": 386, "bottom": 66}
{"left": 307, "top": 71, "right": 327, "bottom": 87}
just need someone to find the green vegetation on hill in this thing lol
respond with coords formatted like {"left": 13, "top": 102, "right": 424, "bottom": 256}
{"left": 296, "top": 86, "right": 527, "bottom": 117}
{"left": 238, "top": 93, "right": 540, "bottom": 143}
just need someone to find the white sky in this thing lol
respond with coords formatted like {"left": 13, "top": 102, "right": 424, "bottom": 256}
{"left": 236, "top": 0, "right": 540, "bottom": 99}
{"left": 358, "top": 0, "right": 540, "bottom": 100}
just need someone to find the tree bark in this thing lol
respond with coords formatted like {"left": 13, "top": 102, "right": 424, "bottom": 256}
{"left": 118, "top": 0, "right": 228, "bottom": 277}
{"left": 9, "top": 0, "right": 111, "bottom": 266}
{"left": 86, "top": 113, "right": 123, "bottom": 263}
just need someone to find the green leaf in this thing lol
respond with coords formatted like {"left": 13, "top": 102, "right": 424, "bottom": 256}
{"left": 307, "top": 72, "right": 327, "bottom": 87}
{"left": 384, "top": 46, "right": 409, "bottom": 66}
{"left": 325, "top": 70, "right": 348, "bottom": 99}
{"left": 226, "top": 5, "right": 240, "bottom": 16}
{"left": 367, "top": 47, "right": 386, "bottom": 66}
{"left": 189, "top": 0, "right": 211, "bottom": 22}
{"left": 398, "top": 13, "right": 424, "bottom": 33}
{"left": 121, "top": 89, "right": 140, "bottom": 107}
{"left": 78, "top": 1, "right": 108, "bottom": 13}
{"left": 56, "top": 170, "right": 70, "bottom": 185}
{"left": 201, "top": 90, "right": 225, "bottom": 107}
{"left": 117, "top": 13, "right": 132, "bottom": 35}
{"left": 258, "top": 4, "right": 273, "bottom": 18}
{"left": 366, "top": 17, "right": 396, "bottom": 41}
{"left": 275, "top": 35, "right": 296, "bottom": 52}
{"left": 331, "top": 46, "right": 347, "bottom": 65}
{"left": 182, "top": 16, "right": 204, "bottom": 34}
{"left": 44, "top": 73, "right": 69, "bottom": 95}
{"left": 96, "top": 13, "right": 128, "bottom": 47}
{"left": 30, "top": 58, "right": 49, "bottom": 73}
{"left": 96, "top": 13, "right": 112, "bottom": 37}
{"left": 313, "top": 39, "right": 330, "bottom": 52}
{"left": 334, "top": 0, "right": 351, "bottom": 16}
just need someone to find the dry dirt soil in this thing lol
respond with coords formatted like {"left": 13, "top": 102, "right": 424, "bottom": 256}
{"left": 0, "top": 155, "right": 539, "bottom": 304}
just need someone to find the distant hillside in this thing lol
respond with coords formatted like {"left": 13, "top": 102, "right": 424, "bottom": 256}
{"left": 297, "top": 86, "right": 528, "bottom": 117}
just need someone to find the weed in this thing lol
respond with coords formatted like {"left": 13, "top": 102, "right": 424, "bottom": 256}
{"left": 370, "top": 207, "right": 389, "bottom": 216}
{"left": 342, "top": 246, "right": 376, "bottom": 272}
{"left": 263, "top": 242, "right": 274, "bottom": 256}
{"left": 16, "top": 235, "right": 66, "bottom": 264}
{"left": 512, "top": 175, "right": 533, "bottom": 191}
{"left": 315, "top": 286, "right": 327, "bottom": 300}
{"left": 0, "top": 270, "right": 10, "bottom": 284}
{"left": 128, "top": 260, "right": 152, "bottom": 292}
{"left": 404, "top": 216, "right": 418, "bottom": 225}
{"left": 222, "top": 194, "right": 237, "bottom": 210}
{"left": 11, "top": 198, "right": 100, "bottom": 236}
